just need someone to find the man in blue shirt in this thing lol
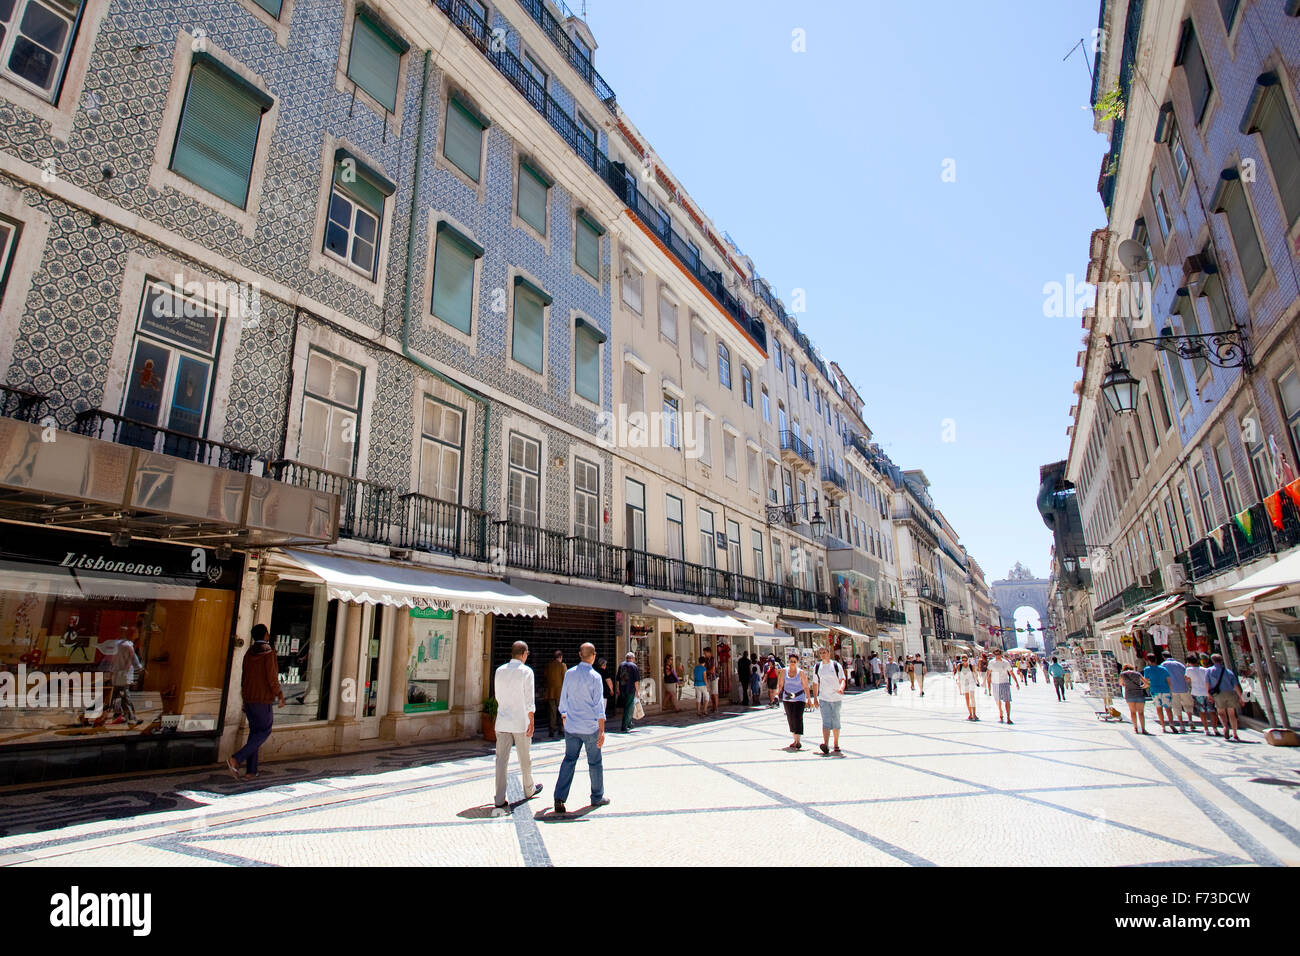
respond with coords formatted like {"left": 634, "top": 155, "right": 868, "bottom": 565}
{"left": 1142, "top": 652, "right": 1178, "bottom": 734}
{"left": 554, "top": 642, "right": 610, "bottom": 815}
{"left": 1205, "top": 652, "right": 1244, "bottom": 742}
{"left": 1048, "top": 657, "right": 1067, "bottom": 701}
{"left": 1160, "top": 651, "right": 1193, "bottom": 734}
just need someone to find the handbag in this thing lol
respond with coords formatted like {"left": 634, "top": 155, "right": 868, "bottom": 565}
{"left": 633, "top": 697, "right": 645, "bottom": 720}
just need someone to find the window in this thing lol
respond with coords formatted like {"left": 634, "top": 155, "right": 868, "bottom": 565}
{"left": 1165, "top": 349, "right": 1190, "bottom": 411}
{"left": 1169, "top": 119, "right": 1190, "bottom": 189}
{"left": 431, "top": 221, "right": 483, "bottom": 334}
{"left": 772, "top": 540, "right": 783, "bottom": 586}
{"left": 1278, "top": 368, "right": 1300, "bottom": 462}
{"left": 575, "top": 111, "right": 597, "bottom": 165}
{"left": 726, "top": 520, "right": 742, "bottom": 575}
{"left": 761, "top": 386, "right": 770, "bottom": 422}
{"left": 0, "top": 216, "right": 18, "bottom": 306}
{"left": 346, "top": 9, "right": 407, "bottom": 113}
{"left": 121, "top": 279, "right": 223, "bottom": 447}
{"left": 801, "top": 368, "right": 809, "bottom": 400}
{"left": 723, "top": 431, "right": 738, "bottom": 480}
{"left": 253, "top": 0, "right": 283, "bottom": 15}
{"left": 1213, "top": 171, "right": 1267, "bottom": 293}
{"left": 521, "top": 51, "right": 547, "bottom": 97}
{"left": 718, "top": 342, "right": 731, "bottom": 388}
{"left": 774, "top": 339, "right": 783, "bottom": 372}
{"left": 1142, "top": 394, "right": 1160, "bottom": 450}
{"left": 300, "top": 349, "right": 361, "bottom": 476}
{"left": 444, "top": 94, "right": 488, "bottom": 182}
{"left": 573, "top": 457, "right": 599, "bottom": 541}
{"left": 622, "top": 258, "right": 642, "bottom": 313}
{"left": 1132, "top": 219, "right": 1156, "bottom": 286}
{"left": 574, "top": 317, "right": 604, "bottom": 403}
{"left": 507, "top": 432, "right": 541, "bottom": 528}
{"left": 741, "top": 365, "right": 753, "bottom": 406}
{"left": 324, "top": 151, "right": 394, "bottom": 279}
{"left": 788, "top": 358, "right": 797, "bottom": 387}
{"left": 1194, "top": 462, "right": 1215, "bottom": 530}
{"left": 1200, "top": 273, "right": 1234, "bottom": 335}
{"left": 659, "top": 289, "right": 678, "bottom": 343}
{"left": 766, "top": 459, "right": 779, "bottom": 504}
{"left": 782, "top": 468, "right": 794, "bottom": 507}
{"left": 1174, "top": 293, "right": 1209, "bottom": 380}
{"left": 698, "top": 414, "right": 712, "bottom": 467}
{"left": 1244, "top": 75, "right": 1300, "bottom": 229}
{"left": 814, "top": 390, "right": 821, "bottom": 414}
{"left": 662, "top": 392, "right": 680, "bottom": 448}
{"left": 1175, "top": 21, "right": 1213, "bottom": 125}
{"left": 698, "top": 508, "right": 716, "bottom": 569}
{"left": 1244, "top": 409, "right": 1273, "bottom": 501}
{"left": 665, "top": 493, "right": 683, "bottom": 564}
{"left": 1216, "top": 441, "right": 1240, "bottom": 516}
{"left": 1218, "top": 0, "right": 1239, "bottom": 31}
{"left": 1150, "top": 169, "right": 1172, "bottom": 240}
{"left": 170, "top": 55, "right": 273, "bottom": 209}
{"left": 747, "top": 445, "right": 760, "bottom": 493}
{"left": 511, "top": 277, "right": 550, "bottom": 374}
{"left": 1151, "top": 368, "right": 1173, "bottom": 430}
{"left": 419, "top": 397, "right": 463, "bottom": 504}
{"left": 0, "top": 0, "right": 79, "bottom": 101}
{"left": 622, "top": 361, "right": 645, "bottom": 418}
{"left": 517, "top": 159, "right": 550, "bottom": 236}
{"left": 574, "top": 209, "right": 603, "bottom": 281}
{"left": 1164, "top": 495, "right": 1182, "bottom": 551}
{"left": 690, "top": 321, "right": 708, "bottom": 368}
{"left": 752, "top": 530, "right": 765, "bottom": 581}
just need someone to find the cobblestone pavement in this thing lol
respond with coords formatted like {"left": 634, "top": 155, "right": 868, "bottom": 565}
{"left": 1, "top": 675, "right": 1297, "bottom": 867}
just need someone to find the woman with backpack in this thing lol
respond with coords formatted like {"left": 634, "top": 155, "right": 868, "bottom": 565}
{"left": 780, "top": 651, "right": 812, "bottom": 750}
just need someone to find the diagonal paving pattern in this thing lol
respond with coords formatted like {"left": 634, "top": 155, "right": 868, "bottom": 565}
{"left": 1, "top": 674, "right": 1298, "bottom": 867}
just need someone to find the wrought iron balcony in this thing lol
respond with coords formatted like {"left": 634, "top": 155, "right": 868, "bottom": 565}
{"left": 267, "top": 461, "right": 394, "bottom": 543}
{"left": 495, "top": 519, "right": 569, "bottom": 576}
{"left": 876, "top": 606, "right": 906, "bottom": 625}
{"left": 398, "top": 493, "right": 489, "bottom": 561}
{"left": 1179, "top": 500, "right": 1294, "bottom": 583}
{"left": 74, "top": 409, "right": 257, "bottom": 473}
{"left": 0, "top": 383, "right": 49, "bottom": 423}
{"left": 779, "top": 430, "right": 815, "bottom": 468}
{"left": 515, "top": 0, "right": 616, "bottom": 110}
{"left": 821, "top": 465, "right": 848, "bottom": 496}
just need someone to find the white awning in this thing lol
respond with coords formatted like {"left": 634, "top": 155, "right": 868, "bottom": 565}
{"left": 647, "top": 599, "right": 753, "bottom": 636}
{"left": 1127, "top": 595, "right": 1185, "bottom": 626}
{"left": 280, "top": 549, "right": 547, "bottom": 617}
{"left": 830, "top": 623, "right": 871, "bottom": 640}
{"left": 1224, "top": 585, "right": 1286, "bottom": 606}
{"left": 778, "top": 619, "right": 831, "bottom": 634}
{"left": 1226, "top": 549, "right": 1300, "bottom": 591}
{"left": 739, "top": 616, "right": 787, "bottom": 643}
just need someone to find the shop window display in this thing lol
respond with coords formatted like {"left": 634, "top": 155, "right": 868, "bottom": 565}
{"left": 406, "top": 607, "right": 455, "bottom": 712}
{"left": 268, "top": 582, "right": 336, "bottom": 724}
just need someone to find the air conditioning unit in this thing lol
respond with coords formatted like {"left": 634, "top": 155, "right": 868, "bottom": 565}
{"left": 1164, "top": 562, "right": 1188, "bottom": 590}
{"left": 1137, "top": 573, "right": 1153, "bottom": 587}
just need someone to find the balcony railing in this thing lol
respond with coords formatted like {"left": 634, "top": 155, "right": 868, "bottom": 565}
{"left": 0, "top": 383, "right": 49, "bottom": 423}
{"left": 74, "top": 409, "right": 257, "bottom": 473}
{"left": 779, "top": 430, "right": 815, "bottom": 467}
{"left": 515, "top": 0, "right": 616, "bottom": 109}
{"left": 398, "top": 492, "right": 489, "bottom": 561}
{"left": 268, "top": 461, "right": 393, "bottom": 543}
{"left": 495, "top": 519, "right": 569, "bottom": 576}
{"left": 876, "top": 606, "right": 906, "bottom": 625}
{"left": 1178, "top": 499, "right": 1300, "bottom": 583}
{"left": 821, "top": 465, "right": 848, "bottom": 494}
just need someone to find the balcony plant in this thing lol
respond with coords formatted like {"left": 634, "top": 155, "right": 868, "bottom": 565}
{"left": 1093, "top": 83, "right": 1125, "bottom": 123}
{"left": 481, "top": 697, "right": 498, "bottom": 743}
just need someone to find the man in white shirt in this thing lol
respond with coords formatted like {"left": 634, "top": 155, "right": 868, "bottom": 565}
{"left": 987, "top": 648, "right": 1020, "bottom": 725}
{"left": 493, "top": 641, "right": 544, "bottom": 810}
{"left": 811, "top": 646, "right": 847, "bottom": 755}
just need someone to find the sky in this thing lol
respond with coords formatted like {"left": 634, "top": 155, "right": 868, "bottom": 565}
{"left": 581, "top": 0, "right": 1107, "bottom": 585}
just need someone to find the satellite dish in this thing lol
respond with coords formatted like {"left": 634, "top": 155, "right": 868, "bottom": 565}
{"left": 1117, "top": 238, "right": 1150, "bottom": 274}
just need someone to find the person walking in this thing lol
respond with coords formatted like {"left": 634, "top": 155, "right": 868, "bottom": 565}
{"left": 780, "top": 651, "right": 812, "bottom": 750}
{"left": 853, "top": 653, "right": 866, "bottom": 690}
{"left": 108, "top": 635, "right": 144, "bottom": 727}
{"left": 749, "top": 655, "right": 763, "bottom": 704}
{"left": 1161, "top": 651, "right": 1194, "bottom": 734}
{"left": 956, "top": 655, "right": 979, "bottom": 720}
{"left": 737, "top": 651, "right": 753, "bottom": 706}
{"left": 594, "top": 657, "right": 615, "bottom": 720}
{"left": 812, "top": 646, "right": 846, "bottom": 754}
{"left": 492, "top": 641, "right": 544, "bottom": 810}
{"left": 1119, "top": 659, "right": 1151, "bottom": 735}
{"left": 1142, "top": 652, "right": 1178, "bottom": 734}
{"left": 1206, "top": 653, "right": 1244, "bottom": 742}
{"left": 545, "top": 649, "right": 566, "bottom": 738}
{"left": 616, "top": 652, "right": 640, "bottom": 732}
{"left": 905, "top": 655, "right": 915, "bottom": 691}
{"left": 1049, "top": 657, "right": 1067, "bottom": 701}
{"left": 1186, "top": 655, "right": 1220, "bottom": 736}
{"left": 227, "top": 624, "right": 285, "bottom": 779}
{"left": 693, "top": 657, "right": 708, "bottom": 716}
{"left": 704, "top": 650, "right": 720, "bottom": 714}
{"left": 987, "top": 648, "right": 1019, "bottom": 724}
{"left": 885, "top": 655, "right": 900, "bottom": 694}
{"left": 765, "top": 655, "right": 780, "bottom": 707}
{"left": 914, "top": 654, "right": 926, "bottom": 697}
{"left": 662, "top": 654, "right": 678, "bottom": 712}
{"left": 870, "top": 652, "right": 883, "bottom": 689}
{"left": 554, "top": 642, "right": 610, "bottom": 815}
{"left": 1063, "top": 660, "right": 1074, "bottom": 689}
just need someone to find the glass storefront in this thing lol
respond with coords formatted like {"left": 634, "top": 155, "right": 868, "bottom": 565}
{"left": 0, "top": 529, "right": 242, "bottom": 748}
{"left": 268, "top": 582, "right": 336, "bottom": 724}
{"left": 406, "top": 608, "right": 455, "bottom": 713}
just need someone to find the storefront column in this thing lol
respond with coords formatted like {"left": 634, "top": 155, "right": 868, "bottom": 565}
{"left": 332, "top": 602, "right": 364, "bottom": 751}
{"left": 380, "top": 611, "right": 412, "bottom": 742}
{"left": 220, "top": 565, "right": 278, "bottom": 759}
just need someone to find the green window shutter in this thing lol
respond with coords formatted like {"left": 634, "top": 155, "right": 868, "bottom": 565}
{"left": 517, "top": 162, "right": 549, "bottom": 235}
{"left": 512, "top": 283, "right": 546, "bottom": 373}
{"left": 332, "top": 150, "right": 393, "bottom": 214}
{"left": 444, "top": 98, "right": 485, "bottom": 181}
{"left": 253, "top": 0, "right": 283, "bottom": 16}
{"left": 1258, "top": 88, "right": 1300, "bottom": 227}
{"left": 170, "top": 61, "right": 267, "bottom": 209}
{"left": 575, "top": 216, "right": 600, "bottom": 279}
{"left": 347, "top": 12, "right": 403, "bottom": 112}
{"left": 575, "top": 325, "right": 601, "bottom": 402}
{"left": 432, "top": 229, "right": 477, "bottom": 334}
{"left": 1224, "top": 185, "right": 1266, "bottom": 291}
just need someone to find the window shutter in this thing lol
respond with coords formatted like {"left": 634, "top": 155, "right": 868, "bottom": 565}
{"left": 575, "top": 216, "right": 600, "bottom": 279}
{"left": 348, "top": 11, "right": 403, "bottom": 112}
{"left": 658, "top": 294, "right": 677, "bottom": 342}
{"left": 1256, "top": 87, "right": 1300, "bottom": 227}
{"left": 445, "top": 97, "right": 486, "bottom": 181}
{"left": 1224, "top": 185, "right": 1266, "bottom": 291}
{"left": 333, "top": 154, "right": 389, "bottom": 214}
{"left": 432, "top": 230, "right": 477, "bottom": 333}
{"left": 253, "top": 0, "right": 283, "bottom": 15}
{"left": 575, "top": 326, "right": 600, "bottom": 402}
{"left": 517, "top": 162, "right": 549, "bottom": 234}
{"left": 171, "top": 62, "right": 267, "bottom": 209}
{"left": 512, "top": 283, "right": 546, "bottom": 372}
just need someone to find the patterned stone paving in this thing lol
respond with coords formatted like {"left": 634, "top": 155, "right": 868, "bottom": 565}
{"left": 1, "top": 675, "right": 1297, "bottom": 867}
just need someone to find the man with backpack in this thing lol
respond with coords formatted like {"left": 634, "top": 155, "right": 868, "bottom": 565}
{"left": 811, "top": 646, "right": 847, "bottom": 755}
{"left": 615, "top": 652, "right": 640, "bottom": 733}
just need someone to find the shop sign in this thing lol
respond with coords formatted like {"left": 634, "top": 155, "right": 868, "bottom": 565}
{"left": 1120, "top": 635, "right": 1133, "bottom": 646}
{"left": 2, "top": 528, "right": 240, "bottom": 587}
{"left": 409, "top": 607, "right": 453, "bottom": 619}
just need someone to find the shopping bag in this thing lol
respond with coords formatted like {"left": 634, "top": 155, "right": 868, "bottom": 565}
{"left": 633, "top": 697, "right": 645, "bottom": 720}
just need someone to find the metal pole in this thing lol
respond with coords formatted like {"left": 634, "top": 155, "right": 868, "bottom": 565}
{"left": 1248, "top": 609, "right": 1291, "bottom": 729}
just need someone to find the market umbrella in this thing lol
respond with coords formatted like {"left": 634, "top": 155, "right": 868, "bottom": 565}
{"left": 1005, "top": 647, "right": 1036, "bottom": 657}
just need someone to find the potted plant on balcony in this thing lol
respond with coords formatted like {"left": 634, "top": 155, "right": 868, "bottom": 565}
{"left": 481, "top": 697, "right": 498, "bottom": 743}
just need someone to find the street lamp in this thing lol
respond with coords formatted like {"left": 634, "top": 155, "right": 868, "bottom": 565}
{"left": 810, "top": 509, "right": 826, "bottom": 539}
{"left": 1100, "top": 356, "right": 1140, "bottom": 413}
{"left": 1101, "top": 328, "right": 1250, "bottom": 415}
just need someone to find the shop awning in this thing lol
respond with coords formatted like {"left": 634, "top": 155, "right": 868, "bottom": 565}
{"left": 1224, "top": 585, "right": 1287, "bottom": 606}
{"left": 1127, "top": 595, "right": 1186, "bottom": 626}
{"left": 739, "top": 617, "right": 792, "bottom": 646}
{"left": 778, "top": 619, "right": 830, "bottom": 634}
{"left": 1226, "top": 549, "right": 1300, "bottom": 590}
{"left": 646, "top": 599, "right": 752, "bottom": 636}
{"left": 830, "top": 623, "right": 871, "bottom": 640}
{"left": 280, "top": 549, "right": 547, "bottom": 617}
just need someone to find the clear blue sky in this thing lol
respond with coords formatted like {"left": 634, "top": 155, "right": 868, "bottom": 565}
{"left": 584, "top": 0, "right": 1106, "bottom": 584}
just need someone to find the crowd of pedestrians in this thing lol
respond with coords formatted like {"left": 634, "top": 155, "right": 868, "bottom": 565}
{"left": 1119, "top": 651, "right": 1244, "bottom": 741}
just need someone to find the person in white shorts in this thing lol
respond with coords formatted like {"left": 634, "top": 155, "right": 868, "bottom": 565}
{"left": 811, "top": 646, "right": 847, "bottom": 755}
{"left": 986, "top": 648, "right": 1020, "bottom": 724}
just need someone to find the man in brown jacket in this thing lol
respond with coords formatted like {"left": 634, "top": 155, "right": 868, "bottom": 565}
{"left": 544, "top": 649, "right": 566, "bottom": 738}
{"left": 227, "top": 623, "right": 284, "bottom": 779}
